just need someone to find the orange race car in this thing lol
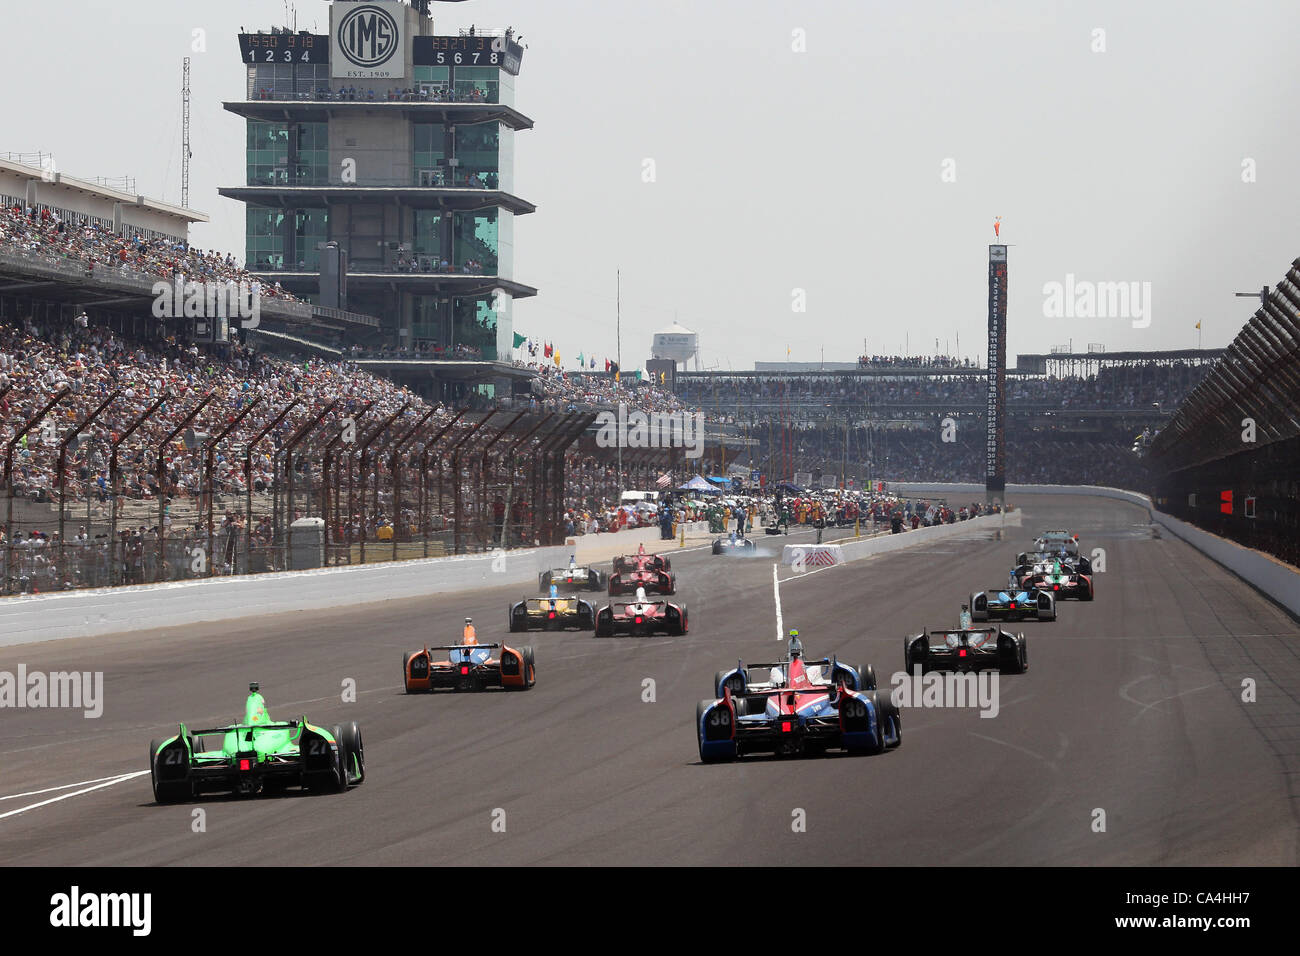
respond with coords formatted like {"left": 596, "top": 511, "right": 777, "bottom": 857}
{"left": 403, "top": 617, "right": 536, "bottom": 693}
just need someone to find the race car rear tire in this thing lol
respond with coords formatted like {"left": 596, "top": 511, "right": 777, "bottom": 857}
{"left": 858, "top": 664, "right": 877, "bottom": 691}
{"left": 998, "top": 638, "right": 1026, "bottom": 675}
{"left": 150, "top": 738, "right": 192, "bottom": 804}
{"left": 669, "top": 604, "right": 688, "bottom": 636}
{"left": 905, "top": 642, "right": 929, "bottom": 676}
{"left": 330, "top": 725, "right": 350, "bottom": 791}
{"left": 1080, "top": 582, "right": 1094, "bottom": 601}
{"left": 712, "top": 542, "right": 721, "bottom": 555}
{"left": 696, "top": 700, "right": 735, "bottom": 764}
{"left": 538, "top": 571, "right": 551, "bottom": 591}
{"left": 340, "top": 721, "right": 365, "bottom": 785}
{"left": 402, "top": 651, "right": 417, "bottom": 693}
{"left": 875, "top": 692, "right": 902, "bottom": 749}
{"left": 848, "top": 693, "right": 887, "bottom": 755}
{"left": 518, "top": 646, "right": 536, "bottom": 689}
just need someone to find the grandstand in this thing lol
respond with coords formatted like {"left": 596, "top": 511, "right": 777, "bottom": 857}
{"left": 675, "top": 350, "right": 1221, "bottom": 489}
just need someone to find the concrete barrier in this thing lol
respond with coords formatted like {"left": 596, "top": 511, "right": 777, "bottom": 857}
{"left": 781, "top": 511, "right": 1019, "bottom": 567}
{"left": 781, "top": 544, "right": 844, "bottom": 567}
{"left": 0, "top": 544, "right": 570, "bottom": 647}
{"left": 0, "top": 521, "right": 718, "bottom": 647}
{"left": 893, "top": 482, "right": 1300, "bottom": 619}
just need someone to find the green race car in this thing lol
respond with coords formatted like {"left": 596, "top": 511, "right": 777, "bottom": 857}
{"left": 148, "top": 683, "right": 364, "bottom": 803}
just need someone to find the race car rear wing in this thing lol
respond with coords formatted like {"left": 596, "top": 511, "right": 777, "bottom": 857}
{"left": 743, "top": 656, "right": 837, "bottom": 672}
{"left": 926, "top": 627, "right": 1000, "bottom": 638}
{"left": 186, "top": 720, "right": 302, "bottom": 736}
{"left": 429, "top": 643, "right": 502, "bottom": 651}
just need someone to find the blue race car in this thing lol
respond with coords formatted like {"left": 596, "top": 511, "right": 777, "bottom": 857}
{"left": 970, "top": 582, "right": 1056, "bottom": 622}
{"left": 696, "top": 634, "right": 900, "bottom": 762}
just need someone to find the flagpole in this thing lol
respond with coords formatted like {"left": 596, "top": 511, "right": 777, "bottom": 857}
{"left": 616, "top": 269, "right": 622, "bottom": 494}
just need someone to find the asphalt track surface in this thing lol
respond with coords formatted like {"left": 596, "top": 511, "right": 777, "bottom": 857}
{"left": 1, "top": 494, "right": 1297, "bottom": 865}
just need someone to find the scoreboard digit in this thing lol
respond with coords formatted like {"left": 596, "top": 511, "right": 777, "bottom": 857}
{"left": 239, "top": 33, "right": 326, "bottom": 64}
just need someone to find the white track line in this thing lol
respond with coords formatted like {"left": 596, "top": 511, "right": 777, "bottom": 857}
{"left": 0, "top": 773, "right": 142, "bottom": 802}
{"left": 773, "top": 563, "right": 784, "bottom": 642}
{"left": 0, "top": 770, "right": 148, "bottom": 822}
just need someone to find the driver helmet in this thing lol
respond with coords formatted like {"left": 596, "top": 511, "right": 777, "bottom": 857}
{"left": 549, "top": 584, "right": 559, "bottom": 599}
{"left": 787, "top": 629, "right": 804, "bottom": 660}
{"left": 635, "top": 586, "right": 648, "bottom": 604}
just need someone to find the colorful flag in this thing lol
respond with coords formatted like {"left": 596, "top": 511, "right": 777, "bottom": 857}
{"left": 513, "top": 332, "right": 526, "bottom": 348}
{"left": 656, "top": 472, "right": 671, "bottom": 488}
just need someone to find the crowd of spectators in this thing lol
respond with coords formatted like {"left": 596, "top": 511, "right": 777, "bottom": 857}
{"left": 766, "top": 424, "right": 1152, "bottom": 490}
{"left": 252, "top": 86, "right": 495, "bottom": 104}
{"left": 521, "top": 365, "right": 694, "bottom": 416}
{"left": 0, "top": 204, "right": 303, "bottom": 304}
{"left": 346, "top": 342, "right": 485, "bottom": 361}
{"left": 858, "top": 354, "right": 975, "bottom": 368}
{"left": 681, "top": 364, "right": 1210, "bottom": 417}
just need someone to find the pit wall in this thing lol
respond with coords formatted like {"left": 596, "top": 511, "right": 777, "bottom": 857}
{"left": 782, "top": 510, "right": 1021, "bottom": 568}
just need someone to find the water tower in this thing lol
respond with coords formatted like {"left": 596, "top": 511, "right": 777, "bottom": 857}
{"left": 650, "top": 321, "right": 699, "bottom": 371}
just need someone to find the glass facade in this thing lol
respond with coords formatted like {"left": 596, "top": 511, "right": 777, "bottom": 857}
{"left": 294, "top": 208, "right": 328, "bottom": 270}
{"left": 247, "top": 207, "right": 288, "bottom": 271}
{"left": 454, "top": 123, "right": 501, "bottom": 190}
{"left": 247, "top": 122, "right": 289, "bottom": 186}
{"left": 413, "top": 210, "right": 443, "bottom": 264}
{"left": 245, "top": 207, "right": 326, "bottom": 271}
{"left": 235, "top": 56, "right": 521, "bottom": 357}
{"left": 413, "top": 65, "right": 451, "bottom": 98}
{"left": 454, "top": 294, "right": 501, "bottom": 359}
{"left": 453, "top": 67, "right": 500, "bottom": 104}
{"left": 452, "top": 209, "right": 502, "bottom": 275}
{"left": 293, "top": 123, "right": 329, "bottom": 186}
{"left": 413, "top": 123, "right": 448, "bottom": 186}
{"left": 246, "top": 62, "right": 331, "bottom": 99}
{"left": 246, "top": 121, "right": 325, "bottom": 186}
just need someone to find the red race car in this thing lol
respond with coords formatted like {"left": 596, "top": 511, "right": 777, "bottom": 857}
{"left": 595, "top": 586, "right": 689, "bottom": 637}
{"left": 608, "top": 544, "right": 676, "bottom": 595}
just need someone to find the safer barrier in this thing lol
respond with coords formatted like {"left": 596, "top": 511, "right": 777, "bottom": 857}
{"left": 893, "top": 482, "right": 1300, "bottom": 619}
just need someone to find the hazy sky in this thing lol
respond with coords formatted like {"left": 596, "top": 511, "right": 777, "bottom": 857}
{"left": 7, "top": 0, "right": 1299, "bottom": 370}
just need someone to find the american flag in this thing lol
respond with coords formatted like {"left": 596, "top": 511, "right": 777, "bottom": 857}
{"left": 656, "top": 472, "right": 671, "bottom": 488}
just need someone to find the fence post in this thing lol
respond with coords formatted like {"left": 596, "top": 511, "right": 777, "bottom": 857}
{"left": 108, "top": 393, "right": 169, "bottom": 587}
{"left": 5, "top": 387, "right": 69, "bottom": 594}
{"left": 154, "top": 393, "right": 214, "bottom": 583}
{"left": 244, "top": 400, "right": 299, "bottom": 575}
{"left": 204, "top": 395, "right": 262, "bottom": 576}
{"left": 56, "top": 389, "right": 119, "bottom": 588}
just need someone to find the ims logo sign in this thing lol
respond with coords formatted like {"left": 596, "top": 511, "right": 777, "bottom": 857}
{"left": 335, "top": 4, "right": 401, "bottom": 74}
